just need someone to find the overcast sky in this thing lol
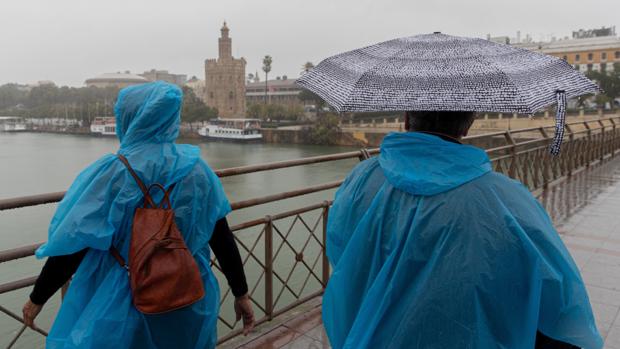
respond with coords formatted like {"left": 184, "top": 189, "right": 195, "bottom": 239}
{"left": 1, "top": 0, "right": 618, "bottom": 87}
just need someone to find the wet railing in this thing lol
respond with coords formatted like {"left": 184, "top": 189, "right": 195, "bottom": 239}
{"left": 1, "top": 115, "right": 619, "bottom": 348}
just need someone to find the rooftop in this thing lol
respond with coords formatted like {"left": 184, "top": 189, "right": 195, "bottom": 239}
{"left": 514, "top": 35, "right": 620, "bottom": 53}
{"left": 85, "top": 72, "right": 148, "bottom": 84}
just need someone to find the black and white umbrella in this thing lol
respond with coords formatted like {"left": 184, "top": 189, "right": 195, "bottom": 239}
{"left": 296, "top": 33, "right": 600, "bottom": 154}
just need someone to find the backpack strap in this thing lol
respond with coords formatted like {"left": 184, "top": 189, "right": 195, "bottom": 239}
{"left": 110, "top": 245, "right": 128, "bottom": 273}
{"left": 110, "top": 155, "right": 177, "bottom": 273}
{"left": 117, "top": 154, "right": 156, "bottom": 208}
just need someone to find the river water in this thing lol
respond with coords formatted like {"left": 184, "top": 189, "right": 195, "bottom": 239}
{"left": 0, "top": 132, "right": 360, "bottom": 348}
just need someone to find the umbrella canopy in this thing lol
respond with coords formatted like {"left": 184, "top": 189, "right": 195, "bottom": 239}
{"left": 296, "top": 33, "right": 600, "bottom": 154}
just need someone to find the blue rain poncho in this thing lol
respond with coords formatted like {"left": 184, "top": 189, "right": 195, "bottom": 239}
{"left": 324, "top": 132, "right": 602, "bottom": 349}
{"left": 35, "top": 82, "right": 231, "bottom": 349}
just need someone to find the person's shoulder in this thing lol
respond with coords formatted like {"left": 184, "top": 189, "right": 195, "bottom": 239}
{"left": 468, "top": 170, "right": 530, "bottom": 193}
{"left": 350, "top": 156, "right": 382, "bottom": 177}
{"left": 455, "top": 170, "right": 540, "bottom": 209}
{"left": 185, "top": 158, "right": 218, "bottom": 182}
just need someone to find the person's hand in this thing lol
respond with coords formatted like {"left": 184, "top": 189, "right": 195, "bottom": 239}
{"left": 22, "top": 299, "right": 43, "bottom": 329}
{"left": 234, "top": 294, "right": 255, "bottom": 335}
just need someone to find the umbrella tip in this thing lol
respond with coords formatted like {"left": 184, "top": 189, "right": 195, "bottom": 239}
{"left": 433, "top": 31, "right": 442, "bottom": 34}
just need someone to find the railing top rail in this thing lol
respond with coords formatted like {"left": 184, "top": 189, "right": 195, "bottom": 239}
{"left": 1, "top": 115, "right": 618, "bottom": 212}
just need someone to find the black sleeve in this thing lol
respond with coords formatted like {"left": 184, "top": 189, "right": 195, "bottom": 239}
{"left": 29, "top": 249, "right": 88, "bottom": 305}
{"left": 209, "top": 218, "right": 249, "bottom": 298}
{"left": 535, "top": 331, "right": 581, "bottom": 349}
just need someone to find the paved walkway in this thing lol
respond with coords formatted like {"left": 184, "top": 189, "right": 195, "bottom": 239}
{"left": 229, "top": 156, "right": 620, "bottom": 349}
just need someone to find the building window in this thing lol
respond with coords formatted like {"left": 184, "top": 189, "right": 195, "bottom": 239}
{"left": 601, "top": 63, "right": 607, "bottom": 72}
{"left": 587, "top": 53, "right": 593, "bottom": 61}
{"left": 587, "top": 64, "right": 593, "bottom": 71}
{"left": 575, "top": 54, "right": 580, "bottom": 62}
{"left": 602, "top": 52, "right": 607, "bottom": 61}
{"left": 616, "top": 51, "right": 620, "bottom": 59}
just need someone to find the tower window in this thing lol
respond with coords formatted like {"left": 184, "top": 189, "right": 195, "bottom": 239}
{"left": 229, "top": 91, "right": 233, "bottom": 99}
{"left": 210, "top": 92, "right": 214, "bottom": 99}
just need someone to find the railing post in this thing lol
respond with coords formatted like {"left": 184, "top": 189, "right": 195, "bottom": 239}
{"left": 322, "top": 201, "right": 330, "bottom": 289}
{"left": 598, "top": 120, "right": 606, "bottom": 161}
{"left": 565, "top": 125, "right": 575, "bottom": 177}
{"left": 611, "top": 118, "right": 618, "bottom": 156}
{"left": 539, "top": 127, "right": 551, "bottom": 188}
{"left": 584, "top": 122, "right": 592, "bottom": 167}
{"left": 504, "top": 131, "right": 517, "bottom": 179}
{"left": 264, "top": 216, "right": 274, "bottom": 321}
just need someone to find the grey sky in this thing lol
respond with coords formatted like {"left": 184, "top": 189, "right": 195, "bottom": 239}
{"left": 1, "top": 0, "right": 618, "bottom": 87}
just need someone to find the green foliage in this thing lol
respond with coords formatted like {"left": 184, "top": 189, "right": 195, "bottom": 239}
{"left": 180, "top": 86, "right": 217, "bottom": 123}
{"left": 298, "top": 88, "right": 325, "bottom": 111}
{"left": 262, "top": 55, "right": 273, "bottom": 75}
{"left": 307, "top": 113, "right": 341, "bottom": 145}
{"left": 586, "top": 63, "right": 620, "bottom": 109}
{"left": 0, "top": 83, "right": 120, "bottom": 122}
{"left": 246, "top": 103, "right": 303, "bottom": 121}
{"left": 301, "top": 62, "right": 314, "bottom": 75}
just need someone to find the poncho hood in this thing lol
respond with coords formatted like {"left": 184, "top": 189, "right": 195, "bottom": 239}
{"left": 379, "top": 132, "right": 492, "bottom": 196}
{"left": 115, "top": 81, "right": 182, "bottom": 149}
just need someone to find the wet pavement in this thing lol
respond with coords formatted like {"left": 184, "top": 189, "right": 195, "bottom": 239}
{"left": 227, "top": 156, "right": 620, "bottom": 349}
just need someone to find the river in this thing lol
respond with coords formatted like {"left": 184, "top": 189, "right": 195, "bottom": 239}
{"left": 0, "top": 132, "right": 360, "bottom": 348}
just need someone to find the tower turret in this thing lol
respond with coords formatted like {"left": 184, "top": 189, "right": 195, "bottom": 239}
{"left": 218, "top": 21, "right": 232, "bottom": 60}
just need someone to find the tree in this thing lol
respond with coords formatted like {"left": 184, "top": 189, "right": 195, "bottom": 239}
{"left": 262, "top": 55, "right": 272, "bottom": 104}
{"left": 586, "top": 63, "right": 620, "bottom": 110}
{"left": 181, "top": 86, "right": 217, "bottom": 128}
{"left": 301, "top": 61, "right": 314, "bottom": 75}
{"left": 246, "top": 103, "right": 304, "bottom": 121}
{"left": 247, "top": 73, "right": 255, "bottom": 84}
{"left": 307, "top": 113, "right": 341, "bottom": 145}
{"left": 298, "top": 88, "right": 326, "bottom": 116}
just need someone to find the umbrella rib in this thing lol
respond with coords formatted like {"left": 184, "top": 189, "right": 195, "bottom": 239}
{"left": 340, "top": 38, "right": 414, "bottom": 112}
{"left": 476, "top": 49, "right": 535, "bottom": 115}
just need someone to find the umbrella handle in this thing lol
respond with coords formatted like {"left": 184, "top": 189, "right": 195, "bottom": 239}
{"left": 549, "top": 90, "right": 567, "bottom": 156}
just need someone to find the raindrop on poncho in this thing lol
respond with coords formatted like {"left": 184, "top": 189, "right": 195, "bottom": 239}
{"left": 36, "top": 81, "right": 231, "bottom": 348}
{"left": 324, "top": 132, "right": 602, "bottom": 349}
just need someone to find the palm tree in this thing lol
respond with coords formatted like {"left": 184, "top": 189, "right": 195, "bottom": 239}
{"left": 262, "top": 55, "right": 272, "bottom": 104}
{"left": 301, "top": 61, "right": 314, "bottom": 75}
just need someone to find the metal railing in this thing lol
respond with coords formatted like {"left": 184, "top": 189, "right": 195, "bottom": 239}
{"left": 1, "top": 115, "right": 619, "bottom": 348}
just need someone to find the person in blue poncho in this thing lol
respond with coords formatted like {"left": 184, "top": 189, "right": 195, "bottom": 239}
{"left": 21, "top": 81, "right": 255, "bottom": 348}
{"left": 323, "top": 110, "right": 603, "bottom": 349}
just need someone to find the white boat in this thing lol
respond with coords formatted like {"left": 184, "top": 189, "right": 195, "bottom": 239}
{"left": 90, "top": 117, "right": 116, "bottom": 136}
{"left": 198, "top": 118, "right": 262, "bottom": 142}
{"left": 0, "top": 117, "right": 27, "bottom": 132}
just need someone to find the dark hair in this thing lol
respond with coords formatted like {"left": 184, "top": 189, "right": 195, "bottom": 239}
{"left": 406, "top": 111, "right": 475, "bottom": 138}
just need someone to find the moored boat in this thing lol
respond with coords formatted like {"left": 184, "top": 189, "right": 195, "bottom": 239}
{"left": 90, "top": 117, "right": 116, "bottom": 136}
{"left": 198, "top": 118, "right": 262, "bottom": 142}
{"left": 0, "top": 117, "right": 27, "bottom": 132}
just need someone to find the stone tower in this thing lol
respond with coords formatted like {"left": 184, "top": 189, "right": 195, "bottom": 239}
{"left": 205, "top": 22, "right": 246, "bottom": 118}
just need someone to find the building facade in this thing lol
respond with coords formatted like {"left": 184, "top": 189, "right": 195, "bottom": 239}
{"left": 205, "top": 22, "right": 246, "bottom": 118}
{"left": 140, "top": 69, "right": 187, "bottom": 85}
{"left": 246, "top": 77, "right": 304, "bottom": 108}
{"left": 513, "top": 27, "right": 620, "bottom": 73}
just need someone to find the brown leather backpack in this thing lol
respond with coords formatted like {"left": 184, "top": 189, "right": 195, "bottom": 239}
{"left": 109, "top": 154, "right": 205, "bottom": 314}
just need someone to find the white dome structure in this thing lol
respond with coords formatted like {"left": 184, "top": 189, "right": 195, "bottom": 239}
{"left": 85, "top": 72, "right": 148, "bottom": 88}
